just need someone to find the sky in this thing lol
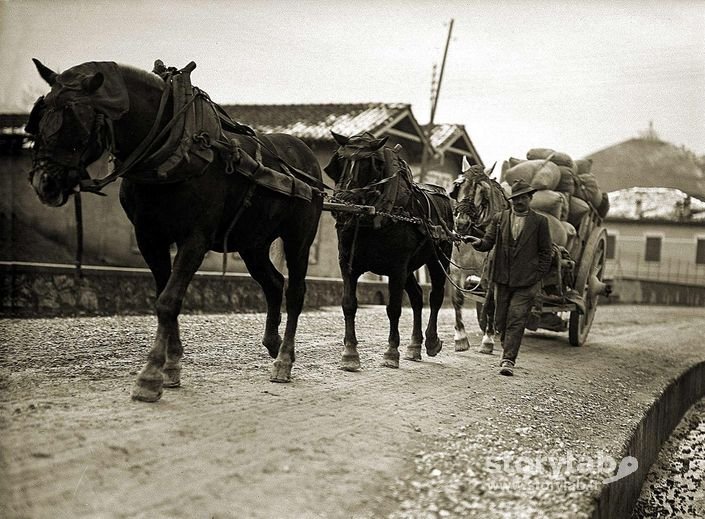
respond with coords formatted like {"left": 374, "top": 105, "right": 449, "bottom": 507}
{"left": 1, "top": 0, "right": 703, "bottom": 166}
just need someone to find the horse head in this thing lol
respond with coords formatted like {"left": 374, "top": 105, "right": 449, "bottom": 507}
{"left": 450, "top": 162, "right": 508, "bottom": 237}
{"left": 25, "top": 59, "right": 130, "bottom": 206}
{"left": 324, "top": 131, "right": 391, "bottom": 205}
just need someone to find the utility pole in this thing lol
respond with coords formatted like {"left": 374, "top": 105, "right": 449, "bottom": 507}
{"left": 419, "top": 18, "right": 454, "bottom": 183}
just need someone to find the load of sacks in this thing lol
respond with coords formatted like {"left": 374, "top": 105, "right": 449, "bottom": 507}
{"left": 500, "top": 148, "right": 610, "bottom": 260}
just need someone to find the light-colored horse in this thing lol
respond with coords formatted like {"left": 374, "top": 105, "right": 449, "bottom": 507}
{"left": 449, "top": 163, "right": 509, "bottom": 352}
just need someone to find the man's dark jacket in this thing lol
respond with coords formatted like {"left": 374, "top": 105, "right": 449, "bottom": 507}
{"left": 473, "top": 208, "right": 553, "bottom": 287}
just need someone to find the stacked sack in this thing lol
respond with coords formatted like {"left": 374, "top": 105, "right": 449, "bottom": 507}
{"left": 500, "top": 148, "right": 608, "bottom": 260}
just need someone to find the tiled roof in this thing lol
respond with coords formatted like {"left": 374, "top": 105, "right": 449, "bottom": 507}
{"left": 428, "top": 123, "right": 462, "bottom": 149}
{"left": 608, "top": 186, "right": 705, "bottom": 222}
{"left": 220, "top": 103, "right": 412, "bottom": 142}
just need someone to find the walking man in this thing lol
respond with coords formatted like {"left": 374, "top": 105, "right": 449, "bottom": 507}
{"left": 466, "top": 178, "right": 553, "bottom": 375}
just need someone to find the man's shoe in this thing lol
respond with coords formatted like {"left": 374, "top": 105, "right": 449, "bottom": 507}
{"left": 499, "top": 360, "right": 514, "bottom": 376}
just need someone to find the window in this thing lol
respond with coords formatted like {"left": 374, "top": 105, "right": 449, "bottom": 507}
{"left": 696, "top": 238, "right": 705, "bottom": 265}
{"left": 644, "top": 236, "right": 662, "bottom": 262}
{"left": 606, "top": 234, "right": 616, "bottom": 259}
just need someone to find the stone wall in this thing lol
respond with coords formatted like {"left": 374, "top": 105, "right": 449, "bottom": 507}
{"left": 1, "top": 263, "right": 390, "bottom": 317}
{"left": 610, "top": 277, "right": 705, "bottom": 306}
{"left": 4, "top": 264, "right": 703, "bottom": 319}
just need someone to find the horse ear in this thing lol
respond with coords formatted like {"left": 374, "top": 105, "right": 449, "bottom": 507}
{"left": 485, "top": 161, "right": 497, "bottom": 176}
{"left": 82, "top": 72, "right": 104, "bottom": 93}
{"left": 449, "top": 182, "right": 461, "bottom": 200}
{"left": 372, "top": 136, "right": 388, "bottom": 150}
{"left": 330, "top": 131, "right": 349, "bottom": 146}
{"left": 323, "top": 155, "right": 341, "bottom": 182}
{"left": 461, "top": 156, "right": 472, "bottom": 173}
{"left": 32, "top": 58, "right": 57, "bottom": 86}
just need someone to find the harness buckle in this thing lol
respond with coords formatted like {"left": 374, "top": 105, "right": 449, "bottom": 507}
{"left": 193, "top": 131, "right": 212, "bottom": 149}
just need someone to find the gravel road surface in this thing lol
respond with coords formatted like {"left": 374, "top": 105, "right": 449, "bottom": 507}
{"left": 1, "top": 304, "right": 704, "bottom": 518}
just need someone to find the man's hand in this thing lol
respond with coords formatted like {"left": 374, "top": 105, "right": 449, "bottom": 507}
{"left": 463, "top": 236, "right": 482, "bottom": 246}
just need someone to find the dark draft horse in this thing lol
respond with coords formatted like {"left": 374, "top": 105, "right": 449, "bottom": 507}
{"left": 324, "top": 131, "right": 455, "bottom": 370}
{"left": 449, "top": 163, "right": 508, "bottom": 352}
{"left": 25, "top": 59, "right": 323, "bottom": 401}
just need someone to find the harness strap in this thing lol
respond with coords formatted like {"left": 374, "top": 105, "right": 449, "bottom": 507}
{"left": 80, "top": 74, "right": 173, "bottom": 191}
{"left": 73, "top": 192, "right": 83, "bottom": 278}
{"left": 221, "top": 182, "right": 257, "bottom": 275}
{"left": 248, "top": 134, "right": 327, "bottom": 190}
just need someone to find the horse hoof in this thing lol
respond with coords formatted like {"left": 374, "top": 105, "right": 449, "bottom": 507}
{"left": 131, "top": 382, "right": 163, "bottom": 402}
{"left": 454, "top": 338, "right": 470, "bottom": 352}
{"left": 270, "top": 359, "right": 292, "bottom": 383}
{"left": 404, "top": 345, "right": 422, "bottom": 362}
{"left": 482, "top": 334, "right": 495, "bottom": 346}
{"left": 340, "top": 354, "right": 361, "bottom": 372}
{"left": 426, "top": 338, "right": 443, "bottom": 357}
{"left": 382, "top": 351, "right": 400, "bottom": 368}
{"left": 477, "top": 344, "right": 494, "bottom": 354}
{"left": 162, "top": 363, "right": 181, "bottom": 388}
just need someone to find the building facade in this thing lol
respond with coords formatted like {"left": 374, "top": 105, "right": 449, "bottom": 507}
{"left": 604, "top": 187, "right": 705, "bottom": 286}
{"left": 1, "top": 104, "right": 483, "bottom": 279}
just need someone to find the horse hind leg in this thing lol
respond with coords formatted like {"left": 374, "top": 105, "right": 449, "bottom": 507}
{"left": 478, "top": 292, "right": 496, "bottom": 354}
{"left": 452, "top": 286, "right": 470, "bottom": 352}
{"left": 240, "top": 247, "right": 285, "bottom": 359}
{"left": 403, "top": 273, "right": 423, "bottom": 361}
{"left": 270, "top": 236, "right": 312, "bottom": 382}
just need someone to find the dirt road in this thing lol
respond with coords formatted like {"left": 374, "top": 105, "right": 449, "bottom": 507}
{"left": 1, "top": 304, "right": 704, "bottom": 518}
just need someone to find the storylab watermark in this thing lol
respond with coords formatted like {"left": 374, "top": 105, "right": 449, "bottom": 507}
{"left": 484, "top": 450, "right": 639, "bottom": 490}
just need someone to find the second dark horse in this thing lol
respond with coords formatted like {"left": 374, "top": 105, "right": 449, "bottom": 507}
{"left": 324, "top": 132, "right": 455, "bottom": 370}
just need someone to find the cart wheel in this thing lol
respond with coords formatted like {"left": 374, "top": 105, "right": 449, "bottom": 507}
{"left": 569, "top": 229, "right": 607, "bottom": 346}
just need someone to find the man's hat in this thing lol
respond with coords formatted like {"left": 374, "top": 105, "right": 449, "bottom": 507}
{"left": 508, "top": 178, "right": 537, "bottom": 199}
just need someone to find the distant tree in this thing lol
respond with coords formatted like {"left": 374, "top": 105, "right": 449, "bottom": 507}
{"left": 696, "top": 154, "right": 705, "bottom": 174}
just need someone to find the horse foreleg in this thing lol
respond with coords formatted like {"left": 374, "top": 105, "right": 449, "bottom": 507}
{"left": 138, "top": 237, "right": 183, "bottom": 388}
{"left": 424, "top": 260, "right": 446, "bottom": 357}
{"left": 340, "top": 270, "right": 361, "bottom": 372}
{"left": 403, "top": 273, "right": 423, "bottom": 361}
{"left": 452, "top": 286, "right": 470, "bottom": 352}
{"left": 240, "top": 248, "right": 284, "bottom": 359}
{"left": 382, "top": 274, "right": 404, "bottom": 369}
{"left": 132, "top": 237, "right": 207, "bottom": 402}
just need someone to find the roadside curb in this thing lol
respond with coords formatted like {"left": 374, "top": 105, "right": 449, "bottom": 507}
{"left": 592, "top": 359, "right": 705, "bottom": 518}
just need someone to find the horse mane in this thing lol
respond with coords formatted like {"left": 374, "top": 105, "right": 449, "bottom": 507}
{"left": 117, "top": 63, "right": 165, "bottom": 90}
{"left": 483, "top": 175, "right": 509, "bottom": 214}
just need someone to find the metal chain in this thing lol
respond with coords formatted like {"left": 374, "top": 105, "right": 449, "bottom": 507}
{"left": 323, "top": 191, "right": 423, "bottom": 224}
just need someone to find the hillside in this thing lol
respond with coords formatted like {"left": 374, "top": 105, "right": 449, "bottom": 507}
{"left": 586, "top": 139, "right": 705, "bottom": 198}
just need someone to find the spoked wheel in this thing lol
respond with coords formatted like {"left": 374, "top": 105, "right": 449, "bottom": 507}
{"left": 569, "top": 229, "right": 607, "bottom": 346}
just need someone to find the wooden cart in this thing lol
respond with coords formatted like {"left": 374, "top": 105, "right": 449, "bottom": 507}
{"left": 467, "top": 203, "right": 610, "bottom": 347}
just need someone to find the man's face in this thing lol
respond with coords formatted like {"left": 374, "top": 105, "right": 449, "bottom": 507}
{"left": 511, "top": 193, "right": 532, "bottom": 212}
